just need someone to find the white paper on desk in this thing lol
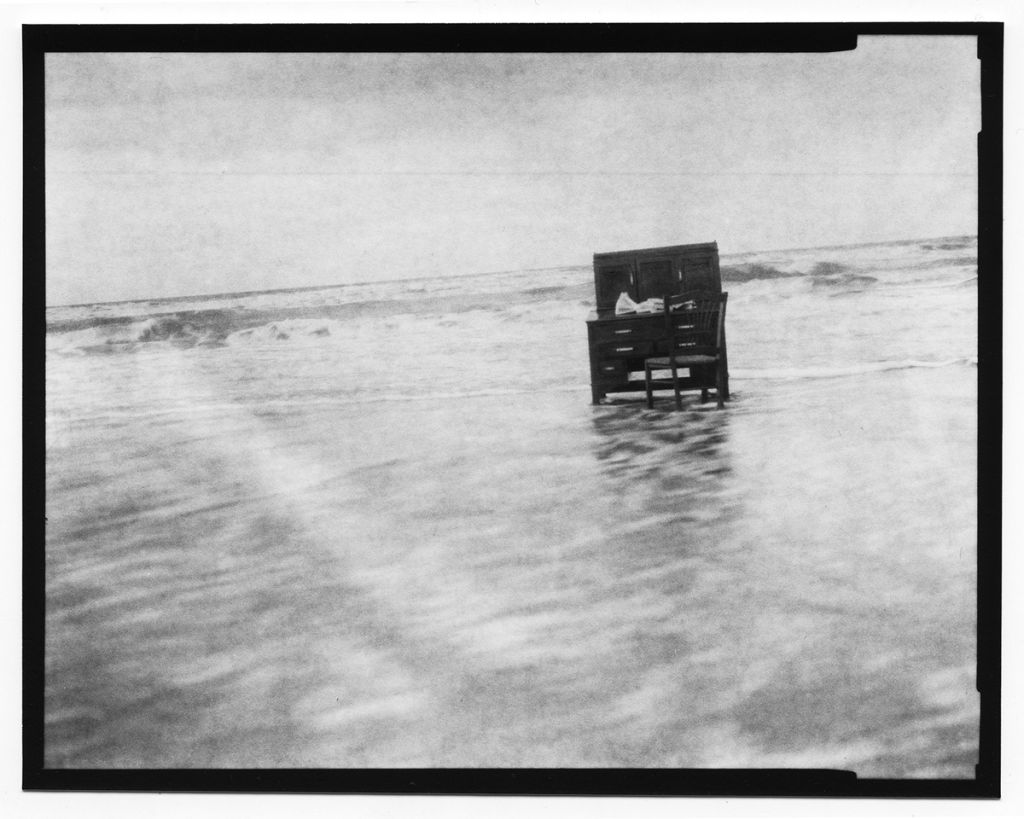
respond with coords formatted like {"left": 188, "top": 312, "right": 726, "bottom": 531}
{"left": 615, "top": 293, "right": 665, "bottom": 315}
{"left": 634, "top": 298, "right": 664, "bottom": 314}
{"left": 615, "top": 292, "right": 638, "bottom": 315}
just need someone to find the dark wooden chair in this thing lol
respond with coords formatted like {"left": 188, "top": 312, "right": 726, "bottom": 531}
{"left": 644, "top": 292, "right": 728, "bottom": 410}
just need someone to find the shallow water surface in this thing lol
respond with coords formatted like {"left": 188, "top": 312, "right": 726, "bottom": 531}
{"left": 45, "top": 238, "right": 978, "bottom": 773}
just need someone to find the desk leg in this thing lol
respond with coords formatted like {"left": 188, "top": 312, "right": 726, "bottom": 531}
{"left": 591, "top": 385, "right": 604, "bottom": 404}
{"left": 721, "top": 328, "right": 731, "bottom": 401}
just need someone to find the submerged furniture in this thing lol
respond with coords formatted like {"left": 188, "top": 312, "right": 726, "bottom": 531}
{"left": 644, "top": 293, "right": 728, "bottom": 410}
{"left": 585, "top": 241, "right": 730, "bottom": 404}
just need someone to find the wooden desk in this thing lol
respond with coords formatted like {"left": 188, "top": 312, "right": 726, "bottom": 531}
{"left": 586, "top": 308, "right": 730, "bottom": 404}
{"left": 586, "top": 241, "right": 728, "bottom": 404}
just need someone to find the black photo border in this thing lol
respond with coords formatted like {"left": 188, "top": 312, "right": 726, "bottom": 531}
{"left": 23, "top": 21, "right": 1003, "bottom": 798}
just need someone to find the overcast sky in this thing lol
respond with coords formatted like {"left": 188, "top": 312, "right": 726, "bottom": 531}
{"left": 45, "top": 37, "right": 979, "bottom": 305}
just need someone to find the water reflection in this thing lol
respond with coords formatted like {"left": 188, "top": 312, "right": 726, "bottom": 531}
{"left": 591, "top": 402, "right": 732, "bottom": 465}
{"left": 589, "top": 397, "right": 739, "bottom": 532}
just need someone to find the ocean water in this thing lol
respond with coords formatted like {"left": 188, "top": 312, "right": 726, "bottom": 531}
{"left": 44, "top": 236, "right": 978, "bottom": 774}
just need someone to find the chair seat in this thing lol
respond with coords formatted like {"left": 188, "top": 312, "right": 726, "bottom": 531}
{"left": 645, "top": 354, "right": 718, "bottom": 367}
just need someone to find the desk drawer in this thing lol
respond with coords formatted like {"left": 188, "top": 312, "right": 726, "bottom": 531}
{"left": 598, "top": 340, "right": 653, "bottom": 358}
{"left": 595, "top": 359, "right": 627, "bottom": 380}
{"left": 591, "top": 319, "right": 662, "bottom": 343}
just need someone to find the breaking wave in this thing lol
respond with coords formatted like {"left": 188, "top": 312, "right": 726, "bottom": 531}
{"left": 46, "top": 309, "right": 345, "bottom": 354}
{"left": 806, "top": 261, "right": 878, "bottom": 288}
{"left": 720, "top": 263, "right": 801, "bottom": 283}
{"left": 919, "top": 237, "right": 975, "bottom": 251}
{"left": 721, "top": 260, "right": 877, "bottom": 287}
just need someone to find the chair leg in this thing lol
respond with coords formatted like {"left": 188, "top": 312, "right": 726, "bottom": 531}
{"left": 716, "top": 362, "right": 725, "bottom": 409}
{"left": 671, "top": 364, "right": 682, "bottom": 411}
{"left": 645, "top": 365, "right": 654, "bottom": 409}
{"left": 689, "top": 363, "right": 704, "bottom": 402}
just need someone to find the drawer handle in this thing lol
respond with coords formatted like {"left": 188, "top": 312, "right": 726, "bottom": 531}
{"left": 601, "top": 365, "right": 617, "bottom": 372}
{"left": 615, "top": 346, "right": 635, "bottom": 352}
{"left": 613, "top": 328, "right": 633, "bottom": 335}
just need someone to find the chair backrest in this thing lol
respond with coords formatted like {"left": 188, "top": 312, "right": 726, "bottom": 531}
{"left": 662, "top": 291, "right": 728, "bottom": 357}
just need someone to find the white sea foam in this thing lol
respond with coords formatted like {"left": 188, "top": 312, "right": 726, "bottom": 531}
{"left": 731, "top": 357, "right": 976, "bottom": 381}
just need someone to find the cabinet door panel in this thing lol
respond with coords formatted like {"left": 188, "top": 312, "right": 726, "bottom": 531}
{"left": 595, "top": 262, "right": 635, "bottom": 309}
{"left": 636, "top": 259, "right": 675, "bottom": 302}
{"left": 680, "top": 255, "right": 718, "bottom": 292}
